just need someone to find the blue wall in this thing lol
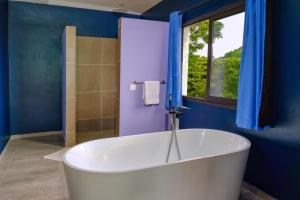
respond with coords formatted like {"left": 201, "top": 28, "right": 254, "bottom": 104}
{"left": 0, "top": 0, "right": 10, "bottom": 152}
{"left": 143, "top": 0, "right": 300, "bottom": 199}
{"left": 9, "top": 2, "right": 138, "bottom": 134}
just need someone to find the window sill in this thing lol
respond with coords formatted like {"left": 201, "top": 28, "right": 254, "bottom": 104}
{"left": 183, "top": 96, "right": 237, "bottom": 110}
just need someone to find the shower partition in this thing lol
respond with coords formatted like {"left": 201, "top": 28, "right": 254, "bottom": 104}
{"left": 62, "top": 26, "right": 119, "bottom": 146}
{"left": 62, "top": 26, "right": 76, "bottom": 147}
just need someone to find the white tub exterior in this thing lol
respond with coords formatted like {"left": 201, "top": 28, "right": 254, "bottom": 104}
{"left": 63, "top": 129, "right": 250, "bottom": 200}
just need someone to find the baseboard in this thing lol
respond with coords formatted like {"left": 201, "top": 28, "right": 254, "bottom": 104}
{"left": 0, "top": 135, "right": 11, "bottom": 157}
{"left": 10, "top": 131, "right": 63, "bottom": 140}
{"left": 241, "top": 182, "right": 277, "bottom": 200}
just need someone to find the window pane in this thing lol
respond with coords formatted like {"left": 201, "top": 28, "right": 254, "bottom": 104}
{"left": 182, "top": 20, "right": 209, "bottom": 98}
{"left": 209, "top": 12, "right": 245, "bottom": 99}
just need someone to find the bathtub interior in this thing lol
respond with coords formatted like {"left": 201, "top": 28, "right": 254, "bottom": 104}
{"left": 64, "top": 129, "right": 250, "bottom": 172}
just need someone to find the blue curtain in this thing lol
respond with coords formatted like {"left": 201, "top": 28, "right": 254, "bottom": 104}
{"left": 236, "top": 0, "right": 267, "bottom": 130}
{"left": 165, "top": 11, "right": 183, "bottom": 111}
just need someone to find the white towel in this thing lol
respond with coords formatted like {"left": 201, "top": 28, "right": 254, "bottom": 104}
{"left": 143, "top": 81, "right": 160, "bottom": 105}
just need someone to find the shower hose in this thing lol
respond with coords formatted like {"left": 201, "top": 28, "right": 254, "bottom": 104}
{"left": 166, "top": 112, "right": 182, "bottom": 163}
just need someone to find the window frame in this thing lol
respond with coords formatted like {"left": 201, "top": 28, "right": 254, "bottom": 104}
{"left": 182, "top": 2, "right": 245, "bottom": 109}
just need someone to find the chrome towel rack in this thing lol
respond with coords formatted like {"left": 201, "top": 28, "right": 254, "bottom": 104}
{"left": 133, "top": 80, "right": 166, "bottom": 85}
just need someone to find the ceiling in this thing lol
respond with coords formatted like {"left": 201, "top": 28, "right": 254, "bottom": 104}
{"left": 11, "top": 0, "right": 163, "bottom": 14}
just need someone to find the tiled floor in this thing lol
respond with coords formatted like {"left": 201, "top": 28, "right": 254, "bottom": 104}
{"left": 0, "top": 134, "right": 68, "bottom": 200}
{"left": 0, "top": 133, "right": 274, "bottom": 200}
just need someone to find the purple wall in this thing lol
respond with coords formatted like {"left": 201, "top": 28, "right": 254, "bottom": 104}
{"left": 119, "top": 18, "right": 169, "bottom": 136}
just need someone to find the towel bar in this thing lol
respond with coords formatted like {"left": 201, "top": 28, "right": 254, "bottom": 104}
{"left": 133, "top": 80, "right": 166, "bottom": 85}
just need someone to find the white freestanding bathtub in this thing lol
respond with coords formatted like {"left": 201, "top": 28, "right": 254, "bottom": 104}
{"left": 63, "top": 129, "right": 250, "bottom": 200}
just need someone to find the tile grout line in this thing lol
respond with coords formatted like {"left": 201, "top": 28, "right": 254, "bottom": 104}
{"left": 76, "top": 64, "right": 115, "bottom": 66}
{"left": 76, "top": 90, "right": 116, "bottom": 94}
{"left": 76, "top": 116, "right": 115, "bottom": 121}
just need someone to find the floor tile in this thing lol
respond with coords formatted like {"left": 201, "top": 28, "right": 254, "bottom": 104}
{"left": 0, "top": 175, "right": 65, "bottom": 200}
{"left": 0, "top": 158, "right": 61, "bottom": 182}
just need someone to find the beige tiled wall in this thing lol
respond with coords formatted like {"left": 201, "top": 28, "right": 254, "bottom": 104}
{"left": 64, "top": 26, "right": 76, "bottom": 147}
{"left": 76, "top": 36, "right": 119, "bottom": 134}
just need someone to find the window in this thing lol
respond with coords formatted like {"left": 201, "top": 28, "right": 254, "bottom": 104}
{"left": 182, "top": 5, "right": 245, "bottom": 107}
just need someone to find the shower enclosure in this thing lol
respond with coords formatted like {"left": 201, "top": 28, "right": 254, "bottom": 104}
{"left": 62, "top": 26, "right": 120, "bottom": 146}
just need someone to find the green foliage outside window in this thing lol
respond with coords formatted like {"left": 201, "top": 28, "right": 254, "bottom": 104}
{"left": 211, "top": 47, "right": 242, "bottom": 99}
{"left": 187, "top": 55, "right": 207, "bottom": 97}
{"left": 186, "top": 20, "right": 242, "bottom": 100}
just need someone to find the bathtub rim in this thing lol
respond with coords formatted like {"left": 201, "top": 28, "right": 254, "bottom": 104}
{"left": 63, "top": 128, "right": 251, "bottom": 174}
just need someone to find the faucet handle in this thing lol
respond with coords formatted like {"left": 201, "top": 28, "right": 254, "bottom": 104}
{"left": 179, "top": 106, "right": 191, "bottom": 111}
